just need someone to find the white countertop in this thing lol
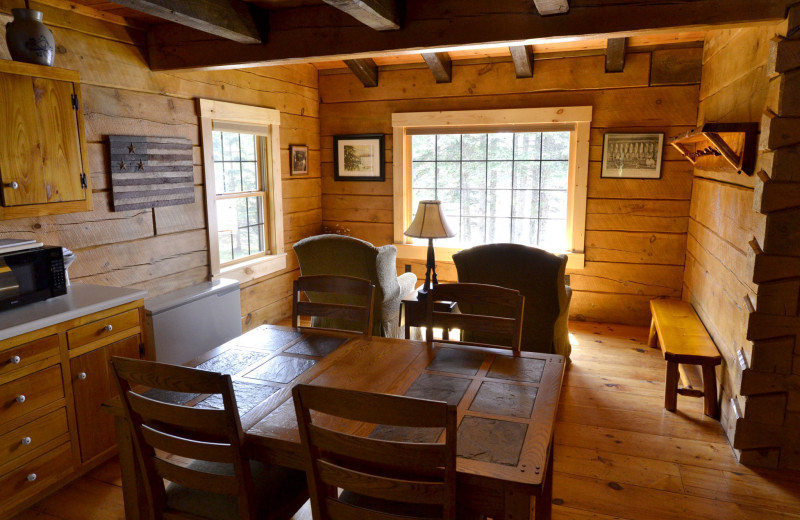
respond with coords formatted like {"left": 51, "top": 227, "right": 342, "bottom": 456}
{"left": 0, "top": 284, "right": 148, "bottom": 341}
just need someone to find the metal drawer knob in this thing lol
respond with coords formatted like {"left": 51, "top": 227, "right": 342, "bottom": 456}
{"left": 6, "top": 182, "right": 19, "bottom": 190}
{"left": 16, "top": 395, "right": 26, "bottom": 404}
{"left": 103, "top": 324, "right": 113, "bottom": 332}
{"left": 10, "top": 355, "right": 21, "bottom": 364}
{"left": 21, "top": 437, "right": 31, "bottom": 446}
{"left": 26, "top": 473, "right": 37, "bottom": 482}
{"left": 77, "top": 372, "right": 87, "bottom": 380}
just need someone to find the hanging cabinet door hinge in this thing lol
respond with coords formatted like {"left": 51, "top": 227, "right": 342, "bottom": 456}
{"left": 71, "top": 94, "right": 78, "bottom": 111}
{"left": 80, "top": 173, "right": 87, "bottom": 189}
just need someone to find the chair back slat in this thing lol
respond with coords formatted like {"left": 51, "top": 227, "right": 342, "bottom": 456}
{"left": 325, "top": 497, "right": 425, "bottom": 520}
{"left": 110, "top": 357, "right": 258, "bottom": 520}
{"left": 141, "top": 426, "right": 237, "bottom": 463}
{"left": 309, "top": 424, "right": 446, "bottom": 474}
{"left": 292, "top": 275, "right": 375, "bottom": 336}
{"left": 153, "top": 457, "right": 240, "bottom": 495}
{"left": 426, "top": 283, "right": 524, "bottom": 355}
{"left": 128, "top": 392, "right": 230, "bottom": 436}
{"left": 317, "top": 459, "right": 445, "bottom": 504}
{"left": 293, "top": 384, "right": 457, "bottom": 520}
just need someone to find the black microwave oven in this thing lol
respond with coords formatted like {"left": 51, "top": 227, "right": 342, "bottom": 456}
{"left": 0, "top": 246, "right": 67, "bottom": 311}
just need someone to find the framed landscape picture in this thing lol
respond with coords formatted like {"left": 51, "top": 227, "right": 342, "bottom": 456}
{"left": 334, "top": 134, "right": 385, "bottom": 181}
{"left": 601, "top": 133, "right": 664, "bottom": 179}
{"left": 290, "top": 145, "right": 308, "bottom": 175}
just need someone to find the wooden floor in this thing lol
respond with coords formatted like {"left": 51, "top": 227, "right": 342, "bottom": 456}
{"left": 11, "top": 321, "right": 800, "bottom": 520}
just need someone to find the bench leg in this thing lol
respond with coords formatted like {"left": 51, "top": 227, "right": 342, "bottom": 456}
{"left": 702, "top": 364, "right": 719, "bottom": 419}
{"left": 665, "top": 360, "right": 679, "bottom": 412}
{"left": 647, "top": 317, "right": 658, "bottom": 348}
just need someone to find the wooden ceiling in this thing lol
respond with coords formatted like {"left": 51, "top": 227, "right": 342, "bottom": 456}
{"left": 63, "top": 0, "right": 792, "bottom": 73}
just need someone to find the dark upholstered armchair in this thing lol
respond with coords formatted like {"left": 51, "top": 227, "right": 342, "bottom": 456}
{"left": 292, "top": 235, "right": 417, "bottom": 338}
{"left": 452, "top": 243, "right": 572, "bottom": 361}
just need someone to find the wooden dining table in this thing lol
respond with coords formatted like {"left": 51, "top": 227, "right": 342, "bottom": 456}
{"left": 106, "top": 325, "right": 565, "bottom": 520}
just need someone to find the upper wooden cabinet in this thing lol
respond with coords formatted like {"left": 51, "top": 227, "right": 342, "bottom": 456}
{"left": 0, "top": 60, "right": 92, "bottom": 219}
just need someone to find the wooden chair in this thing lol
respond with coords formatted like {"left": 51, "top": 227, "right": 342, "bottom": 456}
{"left": 109, "top": 356, "right": 308, "bottom": 520}
{"left": 426, "top": 283, "right": 524, "bottom": 355}
{"left": 292, "top": 383, "right": 458, "bottom": 520}
{"left": 292, "top": 274, "right": 375, "bottom": 336}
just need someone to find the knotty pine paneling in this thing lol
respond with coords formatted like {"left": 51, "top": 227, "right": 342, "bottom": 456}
{"left": 319, "top": 48, "right": 702, "bottom": 325}
{"left": 0, "top": 0, "right": 322, "bottom": 328}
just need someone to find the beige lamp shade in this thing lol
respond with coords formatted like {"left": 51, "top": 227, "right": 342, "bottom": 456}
{"left": 404, "top": 200, "right": 455, "bottom": 239}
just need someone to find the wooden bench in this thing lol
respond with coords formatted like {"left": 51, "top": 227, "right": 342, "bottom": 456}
{"left": 648, "top": 299, "right": 722, "bottom": 418}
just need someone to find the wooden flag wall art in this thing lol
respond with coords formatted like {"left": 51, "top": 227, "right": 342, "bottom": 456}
{"left": 109, "top": 135, "right": 195, "bottom": 211}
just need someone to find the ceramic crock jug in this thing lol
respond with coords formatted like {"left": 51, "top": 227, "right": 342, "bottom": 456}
{"left": 5, "top": 8, "right": 55, "bottom": 66}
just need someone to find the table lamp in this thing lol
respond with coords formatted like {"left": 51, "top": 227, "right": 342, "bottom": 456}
{"left": 403, "top": 200, "right": 455, "bottom": 299}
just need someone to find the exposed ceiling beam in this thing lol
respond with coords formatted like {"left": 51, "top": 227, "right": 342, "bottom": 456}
{"left": 322, "top": 0, "right": 400, "bottom": 30}
{"left": 345, "top": 58, "right": 379, "bottom": 87}
{"left": 110, "top": 0, "right": 264, "bottom": 44}
{"left": 422, "top": 52, "right": 453, "bottom": 83}
{"left": 509, "top": 45, "right": 534, "bottom": 78}
{"left": 605, "top": 37, "right": 627, "bottom": 72}
{"left": 532, "top": 0, "right": 569, "bottom": 16}
{"left": 147, "top": 0, "right": 793, "bottom": 71}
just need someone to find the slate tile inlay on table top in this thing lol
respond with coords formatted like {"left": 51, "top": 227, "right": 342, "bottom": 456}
{"left": 487, "top": 356, "right": 546, "bottom": 383}
{"left": 195, "top": 381, "right": 281, "bottom": 416}
{"left": 284, "top": 335, "right": 348, "bottom": 357}
{"left": 245, "top": 355, "right": 316, "bottom": 384}
{"left": 405, "top": 373, "right": 471, "bottom": 406}
{"left": 457, "top": 416, "right": 527, "bottom": 466}
{"left": 195, "top": 349, "right": 270, "bottom": 376}
{"left": 426, "top": 348, "right": 486, "bottom": 376}
{"left": 142, "top": 388, "right": 199, "bottom": 405}
{"left": 229, "top": 326, "right": 303, "bottom": 351}
{"left": 469, "top": 381, "right": 538, "bottom": 419}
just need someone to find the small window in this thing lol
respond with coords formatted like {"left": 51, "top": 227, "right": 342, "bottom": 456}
{"left": 200, "top": 100, "right": 286, "bottom": 282}
{"left": 212, "top": 130, "right": 268, "bottom": 264}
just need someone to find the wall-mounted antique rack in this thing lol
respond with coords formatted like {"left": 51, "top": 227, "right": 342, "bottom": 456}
{"left": 668, "top": 123, "right": 759, "bottom": 175}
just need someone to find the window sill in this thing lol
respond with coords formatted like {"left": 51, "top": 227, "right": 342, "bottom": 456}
{"left": 393, "top": 244, "right": 585, "bottom": 269}
{"left": 214, "top": 253, "right": 287, "bottom": 283}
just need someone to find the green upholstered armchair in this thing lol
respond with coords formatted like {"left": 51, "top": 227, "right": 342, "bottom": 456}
{"left": 452, "top": 243, "right": 572, "bottom": 361}
{"left": 292, "top": 235, "right": 417, "bottom": 338}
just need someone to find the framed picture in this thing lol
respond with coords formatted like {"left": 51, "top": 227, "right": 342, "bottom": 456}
{"left": 334, "top": 134, "right": 385, "bottom": 181}
{"left": 290, "top": 145, "right": 308, "bottom": 175}
{"left": 601, "top": 133, "right": 664, "bottom": 179}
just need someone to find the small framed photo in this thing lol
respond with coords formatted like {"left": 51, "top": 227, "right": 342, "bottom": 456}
{"left": 601, "top": 133, "right": 664, "bottom": 179}
{"left": 334, "top": 134, "right": 385, "bottom": 181}
{"left": 290, "top": 145, "right": 308, "bottom": 175}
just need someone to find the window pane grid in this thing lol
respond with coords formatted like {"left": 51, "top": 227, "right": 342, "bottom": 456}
{"left": 411, "top": 132, "right": 569, "bottom": 250}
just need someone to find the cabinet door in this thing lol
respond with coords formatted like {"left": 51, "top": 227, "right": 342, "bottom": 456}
{"left": 0, "top": 72, "right": 85, "bottom": 207}
{"left": 70, "top": 334, "right": 140, "bottom": 463}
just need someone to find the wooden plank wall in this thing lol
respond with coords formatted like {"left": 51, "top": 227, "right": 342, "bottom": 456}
{"left": 0, "top": 0, "right": 322, "bottom": 331}
{"left": 318, "top": 49, "right": 702, "bottom": 326}
{"left": 684, "top": 21, "right": 793, "bottom": 468}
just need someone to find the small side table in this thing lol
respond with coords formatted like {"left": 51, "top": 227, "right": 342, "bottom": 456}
{"left": 400, "top": 290, "right": 457, "bottom": 340}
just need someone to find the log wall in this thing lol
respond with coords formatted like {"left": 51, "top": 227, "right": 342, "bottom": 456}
{"left": 687, "top": 18, "right": 800, "bottom": 470}
{"left": 0, "top": 1, "right": 322, "bottom": 332}
{"left": 318, "top": 49, "right": 702, "bottom": 326}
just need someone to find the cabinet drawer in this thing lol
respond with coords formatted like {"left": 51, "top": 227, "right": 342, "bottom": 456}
{"left": 0, "top": 441, "right": 72, "bottom": 507}
{"left": 67, "top": 309, "right": 140, "bottom": 350}
{"left": 0, "top": 408, "right": 68, "bottom": 468}
{"left": 0, "top": 335, "right": 59, "bottom": 378}
{"left": 0, "top": 366, "right": 63, "bottom": 429}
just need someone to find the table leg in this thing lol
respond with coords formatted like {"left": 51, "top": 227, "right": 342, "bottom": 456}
{"left": 504, "top": 488, "right": 531, "bottom": 520}
{"left": 115, "top": 415, "right": 147, "bottom": 520}
{"left": 665, "top": 360, "right": 679, "bottom": 411}
{"left": 534, "top": 445, "right": 554, "bottom": 519}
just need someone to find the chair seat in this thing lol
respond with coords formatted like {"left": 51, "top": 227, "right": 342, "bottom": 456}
{"left": 166, "top": 460, "right": 308, "bottom": 520}
{"left": 339, "top": 490, "right": 444, "bottom": 519}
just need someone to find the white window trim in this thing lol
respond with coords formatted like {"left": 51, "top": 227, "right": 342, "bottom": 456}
{"left": 391, "top": 107, "right": 590, "bottom": 269}
{"left": 199, "top": 99, "right": 286, "bottom": 282}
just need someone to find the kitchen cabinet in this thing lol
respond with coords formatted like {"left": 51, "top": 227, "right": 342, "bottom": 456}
{"left": 0, "top": 60, "right": 92, "bottom": 219}
{"left": 0, "top": 292, "right": 144, "bottom": 518}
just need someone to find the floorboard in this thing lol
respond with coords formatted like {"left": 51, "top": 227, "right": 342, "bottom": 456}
{"left": 10, "top": 321, "right": 800, "bottom": 520}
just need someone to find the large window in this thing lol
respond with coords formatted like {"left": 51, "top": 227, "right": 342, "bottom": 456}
{"left": 410, "top": 131, "right": 570, "bottom": 251}
{"left": 393, "top": 108, "right": 590, "bottom": 268}
{"left": 200, "top": 100, "right": 286, "bottom": 281}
